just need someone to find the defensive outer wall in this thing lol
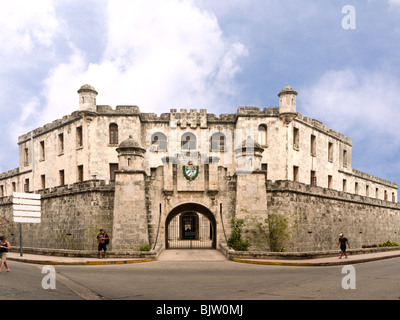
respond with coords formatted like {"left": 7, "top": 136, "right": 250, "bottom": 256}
{"left": 1, "top": 178, "right": 399, "bottom": 255}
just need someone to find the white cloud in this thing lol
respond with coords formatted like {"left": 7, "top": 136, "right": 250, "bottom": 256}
{"left": 299, "top": 69, "right": 400, "bottom": 180}
{"left": 0, "top": 0, "right": 59, "bottom": 57}
{"left": 389, "top": 0, "right": 400, "bottom": 6}
{"left": 40, "top": 0, "right": 248, "bottom": 122}
{"left": 299, "top": 69, "right": 400, "bottom": 139}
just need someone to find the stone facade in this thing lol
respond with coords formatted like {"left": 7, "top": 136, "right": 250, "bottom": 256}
{"left": 0, "top": 84, "right": 399, "bottom": 252}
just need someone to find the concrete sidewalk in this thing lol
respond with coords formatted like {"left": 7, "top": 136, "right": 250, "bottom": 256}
{"left": 5, "top": 248, "right": 400, "bottom": 266}
{"left": 233, "top": 249, "right": 400, "bottom": 266}
{"left": 7, "top": 252, "right": 155, "bottom": 265}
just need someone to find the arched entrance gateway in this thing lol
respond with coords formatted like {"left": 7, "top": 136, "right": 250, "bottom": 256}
{"left": 165, "top": 203, "right": 217, "bottom": 249}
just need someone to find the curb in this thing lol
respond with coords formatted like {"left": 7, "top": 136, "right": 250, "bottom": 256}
{"left": 7, "top": 257, "right": 156, "bottom": 266}
{"left": 232, "top": 253, "right": 400, "bottom": 267}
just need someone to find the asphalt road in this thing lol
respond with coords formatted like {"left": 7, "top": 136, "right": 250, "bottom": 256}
{"left": 1, "top": 254, "right": 399, "bottom": 301}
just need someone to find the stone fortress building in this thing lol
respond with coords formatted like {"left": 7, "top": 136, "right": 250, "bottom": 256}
{"left": 0, "top": 84, "right": 399, "bottom": 253}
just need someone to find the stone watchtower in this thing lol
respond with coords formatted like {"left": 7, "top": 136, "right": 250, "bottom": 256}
{"left": 278, "top": 85, "right": 298, "bottom": 124}
{"left": 112, "top": 135, "right": 149, "bottom": 250}
{"left": 77, "top": 84, "right": 98, "bottom": 112}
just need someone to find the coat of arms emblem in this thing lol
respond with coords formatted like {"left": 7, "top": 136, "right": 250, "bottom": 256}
{"left": 182, "top": 161, "right": 199, "bottom": 181}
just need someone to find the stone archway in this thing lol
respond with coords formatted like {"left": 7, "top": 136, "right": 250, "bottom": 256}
{"left": 165, "top": 203, "right": 217, "bottom": 249}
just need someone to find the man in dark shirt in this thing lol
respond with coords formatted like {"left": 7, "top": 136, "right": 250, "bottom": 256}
{"left": 97, "top": 229, "right": 109, "bottom": 259}
{"left": 337, "top": 233, "right": 350, "bottom": 259}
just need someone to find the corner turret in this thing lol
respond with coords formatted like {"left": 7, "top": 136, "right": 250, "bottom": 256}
{"left": 78, "top": 84, "right": 98, "bottom": 112}
{"left": 278, "top": 85, "right": 298, "bottom": 124}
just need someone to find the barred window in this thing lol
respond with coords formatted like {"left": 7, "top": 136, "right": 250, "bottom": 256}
{"left": 109, "top": 123, "right": 118, "bottom": 145}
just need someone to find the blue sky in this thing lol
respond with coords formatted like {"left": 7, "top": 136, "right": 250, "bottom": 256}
{"left": 1, "top": 0, "right": 400, "bottom": 189}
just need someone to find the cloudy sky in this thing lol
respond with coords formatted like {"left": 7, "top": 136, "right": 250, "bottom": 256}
{"left": 1, "top": 0, "right": 400, "bottom": 188}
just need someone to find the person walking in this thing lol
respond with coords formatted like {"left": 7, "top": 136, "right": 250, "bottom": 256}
{"left": 96, "top": 229, "right": 110, "bottom": 259}
{"left": 0, "top": 236, "right": 11, "bottom": 272}
{"left": 337, "top": 233, "right": 350, "bottom": 259}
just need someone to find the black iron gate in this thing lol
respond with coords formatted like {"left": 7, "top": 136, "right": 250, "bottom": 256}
{"left": 167, "top": 212, "right": 214, "bottom": 249}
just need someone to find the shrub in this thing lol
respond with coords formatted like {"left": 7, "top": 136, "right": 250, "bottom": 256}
{"left": 249, "top": 213, "right": 290, "bottom": 252}
{"left": 138, "top": 244, "right": 151, "bottom": 251}
{"left": 228, "top": 218, "right": 250, "bottom": 251}
{"left": 377, "top": 240, "right": 399, "bottom": 247}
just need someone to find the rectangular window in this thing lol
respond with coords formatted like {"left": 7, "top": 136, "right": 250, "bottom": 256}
{"left": 310, "top": 170, "right": 317, "bottom": 186}
{"left": 58, "top": 133, "right": 64, "bottom": 154}
{"left": 293, "top": 127, "right": 299, "bottom": 150}
{"left": 343, "top": 150, "right": 348, "bottom": 168}
{"left": 40, "top": 141, "right": 45, "bottom": 160}
{"left": 12, "top": 182, "right": 16, "bottom": 192}
{"left": 366, "top": 185, "right": 369, "bottom": 197}
{"left": 328, "top": 175, "right": 333, "bottom": 189}
{"left": 76, "top": 126, "right": 83, "bottom": 148}
{"left": 311, "top": 135, "right": 316, "bottom": 156}
{"left": 376, "top": 187, "right": 379, "bottom": 199}
{"left": 41, "top": 175, "right": 46, "bottom": 190}
{"left": 77, "top": 165, "right": 84, "bottom": 182}
{"left": 384, "top": 190, "right": 388, "bottom": 201}
{"left": 261, "top": 163, "right": 268, "bottom": 181}
{"left": 24, "top": 148, "right": 29, "bottom": 166}
{"left": 392, "top": 192, "right": 395, "bottom": 202}
{"left": 293, "top": 166, "right": 299, "bottom": 182}
{"left": 110, "top": 163, "right": 119, "bottom": 182}
{"left": 355, "top": 182, "right": 359, "bottom": 195}
{"left": 24, "top": 179, "right": 29, "bottom": 193}
{"left": 343, "top": 179, "right": 347, "bottom": 192}
{"left": 0, "top": 185, "right": 4, "bottom": 197}
{"left": 59, "top": 170, "right": 65, "bottom": 186}
{"left": 328, "top": 142, "right": 333, "bottom": 162}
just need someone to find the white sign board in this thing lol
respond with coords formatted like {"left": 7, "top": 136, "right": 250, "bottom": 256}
{"left": 13, "top": 192, "right": 41, "bottom": 223}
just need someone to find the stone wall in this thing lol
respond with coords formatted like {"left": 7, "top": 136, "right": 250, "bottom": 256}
{"left": 266, "top": 180, "right": 400, "bottom": 252}
{"left": 0, "top": 180, "right": 114, "bottom": 251}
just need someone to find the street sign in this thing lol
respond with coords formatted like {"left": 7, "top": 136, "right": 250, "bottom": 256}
{"left": 12, "top": 192, "right": 41, "bottom": 223}
{"left": 12, "top": 192, "right": 42, "bottom": 257}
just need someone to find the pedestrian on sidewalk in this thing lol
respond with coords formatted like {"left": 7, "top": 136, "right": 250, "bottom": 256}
{"left": 337, "top": 233, "right": 350, "bottom": 259}
{"left": 0, "top": 236, "right": 11, "bottom": 272}
{"left": 97, "top": 229, "right": 110, "bottom": 259}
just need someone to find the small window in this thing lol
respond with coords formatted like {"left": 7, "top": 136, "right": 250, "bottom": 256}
{"left": 151, "top": 133, "right": 167, "bottom": 152}
{"left": 376, "top": 187, "right": 379, "bottom": 199}
{"left": 76, "top": 126, "right": 83, "bottom": 148}
{"left": 293, "top": 166, "right": 299, "bottom": 182}
{"left": 181, "top": 132, "right": 196, "bottom": 150}
{"left": 12, "top": 182, "right": 16, "bottom": 192}
{"left": 355, "top": 182, "right": 359, "bottom": 195}
{"left": 41, "top": 175, "right": 46, "bottom": 190}
{"left": 366, "top": 185, "right": 370, "bottom": 197}
{"left": 210, "top": 133, "right": 226, "bottom": 152}
{"left": 293, "top": 127, "right": 299, "bottom": 150}
{"left": 58, "top": 133, "right": 64, "bottom": 154}
{"left": 110, "top": 163, "right": 119, "bottom": 182}
{"left": 311, "top": 135, "right": 316, "bottom": 156}
{"left": 0, "top": 185, "right": 4, "bottom": 197}
{"left": 59, "top": 170, "right": 65, "bottom": 186}
{"left": 343, "top": 179, "right": 347, "bottom": 192}
{"left": 328, "top": 142, "right": 333, "bottom": 162}
{"left": 343, "top": 150, "right": 348, "bottom": 167}
{"left": 392, "top": 192, "right": 396, "bottom": 202}
{"left": 24, "top": 179, "right": 29, "bottom": 193}
{"left": 310, "top": 171, "right": 317, "bottom": 186}
{"left": 109, "top": 123, "right": 118, "bottom": 145}
{"left": 262, "top": 163, "right": 268, "bottom": 181}
{"left": 77, "top": 165, "right": 84, "bottom": 182}
{"left": 40, "top": 141, "right": 45, "bottom": 160}
{"left": 258, "top": 125, "right": 267, "bottom": 146}
{"left": 328, "top": 175, "right": 333, "bottom": 189}
{"left": 24, "top": 148, "right": 29, "bottom": 166}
